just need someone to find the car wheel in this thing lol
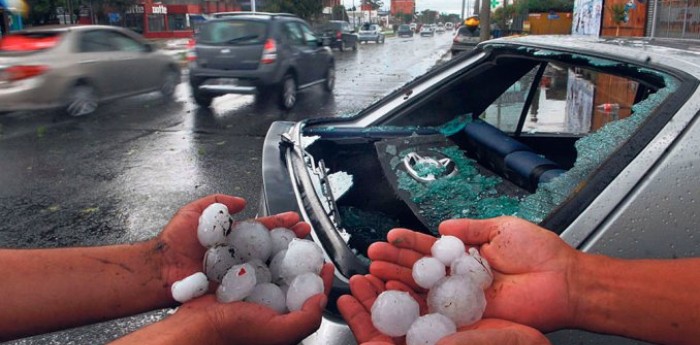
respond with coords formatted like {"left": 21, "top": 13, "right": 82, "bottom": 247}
{"left": 339, "top": 40, "right": 345, "bottom": 52}
{"left": 279, "top": 74, "right": 297, "bottom": 110}
{"left": 324, "top": 65, "right": 335, "bottom": 92}
{"left": 380, "top": 36, "right": 385, "bottom": 44}
{"left": 160, "top": 69, "right": 179, "bottom": 98}
{"left": 193, "top": 89, "right": 213, "bottom": 107}
{"left": 65, "top": 84, "right": 98, "bottom": 117}
{"left": 352, "top": 39, "right": 358, "bottom": 51}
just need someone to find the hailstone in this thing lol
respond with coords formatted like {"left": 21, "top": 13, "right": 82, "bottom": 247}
{"left": 280, "top": 238, "right": 324, "bottom": 283}
{"left": 171, "top": 272, "right": 208, "bottom": 303}
{"left": 406, "top": 313, "right": 457, "bottom": 345}
{"left": 216, "top": 263, "right": 257, "bottom": 303}
{"left": 427, "top": 275, "right": 486, "bottom": 327}
{"left": 269, "top": 227, "right": 296, "bottom": 253}
{"left": 268, "top": 249, "right": 287, "bottom": 285}
{"left": 412, "top": 256, "right": 446, "bottom": 289}
{"left": 245, "top": 283, "right": 287, "bottom": 314}
{"left": 286, "top": 272, "right": 324, "bottom": 312}
{"left": 431, "top": 235, "right": 466, "bottom": 266}
{"left": 247, "top": 258, "right": 272, "bottom": 285}
{"left": 371, "top": 290, "right": 420, "bottom": 337}
{"left": 229, "top": 221, "right": 273, "bottom": 262}
{"left": 450, "top": 253, "right": 493, "bottom": 290}
{"left": 203, "top": 245, "right": 242, "bottom": 283}
{"left": 197, "top": 203, "right": 231, "bottom": 247}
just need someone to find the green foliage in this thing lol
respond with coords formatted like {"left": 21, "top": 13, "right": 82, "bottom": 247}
{"left": 332, "top": 4, "right": 346, "bottom": 20}
{"left": 493, "top": 4, "right": 517, "bottom": 23}
{"left": 394, "top": 11, "right": 413, "bottom": 23}
{"left": 609, "top": 3, "right": 627, "bottom": 24}
{"left": 525, "top": 0, "right": 573, "bottom": 13}
{"left": 364, "top": 0, "right": 384, "bottom": 10}
{"left": 263, "top": 0, "right": 323, "bottom": 21}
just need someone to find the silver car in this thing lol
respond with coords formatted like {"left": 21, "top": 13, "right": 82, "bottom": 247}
{"left": 358, "top": 24, "right": 385, "bottom": 44}
{"left": 0, "top": 25, "right": 180, "bottom": 116}
{"left": 260, "top": 36, "right": 700, "bottom": 344}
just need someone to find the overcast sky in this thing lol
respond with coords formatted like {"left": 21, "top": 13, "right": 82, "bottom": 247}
{"left": 341, "top": 0, "right": 474, "bottom": 15}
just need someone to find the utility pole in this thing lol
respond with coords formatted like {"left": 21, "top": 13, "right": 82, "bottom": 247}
{"left": 461, "top": 0, "right": 466, "bottom": 20}
{"left": 479, "top": 0, "right": 490, "bottom": 41}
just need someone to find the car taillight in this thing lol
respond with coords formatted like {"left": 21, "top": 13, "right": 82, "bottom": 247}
{"left": 261, "top": 38, "right": 277, "bottom": 64}
{"left": 336, "top": 31, "right": 342, "bottom": 40}
{"left": 186, "top": 38, "right": 196, "bottom": 62}
{"left": 1, "top": 65, "right": 48, "bottom": 82}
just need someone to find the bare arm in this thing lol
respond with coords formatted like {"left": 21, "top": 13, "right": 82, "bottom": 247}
{"left": 0, "top": 240, "right": 169, "bottom": 341}
{"left": 572, "top": 254, "right": 700, "bottom": 345}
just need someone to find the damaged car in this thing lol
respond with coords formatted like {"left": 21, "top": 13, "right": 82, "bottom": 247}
{"left": 259, "top": 36, "right": 700, "bottom": 344}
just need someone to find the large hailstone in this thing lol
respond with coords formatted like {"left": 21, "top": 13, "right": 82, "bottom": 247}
{"left": 286, "top": 272, "right": 324, "bottom": 312}
{"left": 412, "top": 256, "right": 446, "bottom": 289}
{"left": 216, "top": 263, "right": 257, "bottom": 303}
{"left": 245, "top": 283, "right": 287, "bottom": 314}
{"left": 268, "top": 249, "right": 287, "bottom": 285}
{"left": 280, "top": 238, "right": 324, "bottom": 283}
{"left": 431, "top": 235, "right": 466, "bottom": 266}
{"left": 371, "top": 290, "right": 420, "bottom": 337}
{"left": 269, "top": 227, "right": 296, "bottom": 253}
{"left": 229, "top": 221, "right": 273, "bottom": 262}
{"left": 197, "top": 203, "right": 231, "bottom": 247}
{"left": 406, "top": 313, "right": 457, "bottom": 345}
{"left": 171, "top": 272, "right": 209, "bottom": 303}
{"left": 427, "top": 275, "right": 486, "bottom": 327}
{"left": 247, "top": 259, "right": 272, "bottom": 285}
{"left": 450, "top": 252, "right": 493, "bottom": 290}
{"left": 203, "top": 245, "right": 242, "bottom": 283}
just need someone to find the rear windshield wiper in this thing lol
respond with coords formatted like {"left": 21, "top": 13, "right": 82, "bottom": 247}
{"left": 226, "top": 35, "right": 260, "bottom": 43}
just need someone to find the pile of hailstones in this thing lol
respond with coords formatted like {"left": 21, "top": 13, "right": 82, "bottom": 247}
{"left": 371, "top": 235, "right": 493, "bottom": 345}
{"left": 170, "top": 203, "right": 325, "bottom": 313}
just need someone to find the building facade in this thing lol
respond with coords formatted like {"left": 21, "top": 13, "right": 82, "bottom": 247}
{"left": 391, "top": 0, "right": 415, "bottom": 16}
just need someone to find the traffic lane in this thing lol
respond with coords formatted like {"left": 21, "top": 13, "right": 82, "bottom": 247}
{"left": 0, "top": 33, "right": 453, "bottom": 344}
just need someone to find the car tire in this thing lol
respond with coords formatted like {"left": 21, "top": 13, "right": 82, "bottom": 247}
{"left": 193, "top": 89, "right": 213, "bottom": 107}
{"left": 323, "top": 65, "right": 335, "bottom": 92}
{"left": 352, "top": 39, "right": 358, "bottom": 51}
{"left": 160, "top": 69, "right": 179, "bottom": 99}
{"left": 339, "top": 40, "right": 345, "bottom": 52}
{"left": 279, "top": 74, "right": 297, "bottom": 110}
{"left": 65, "top": 84, "right": 98, "bottom": 117}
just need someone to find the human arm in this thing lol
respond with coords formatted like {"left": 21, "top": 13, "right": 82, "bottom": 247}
{"left": 368, "top": 216, "right": 700, "bottom": 345}
{"left": 0, "top": 194, "right": 315, "bottom": 341}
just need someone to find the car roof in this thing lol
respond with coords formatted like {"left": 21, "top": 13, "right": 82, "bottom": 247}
{"left": 483, "top": 35, "right": 700, "bottom": 77}
{"left": 209, "top": 11, "right": 297, "bottom": 20}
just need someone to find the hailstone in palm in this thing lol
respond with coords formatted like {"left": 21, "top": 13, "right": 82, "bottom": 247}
{"left": 412, "top": 256, "right": 446, "bottom": 289}
{"left": 203, "top": 245, "right": 242, "bottom": 283}
{"left": 269, "top": 227, "right": 296, "bottom": 253}
{"left": 406, "top": 313, "right": 457, "bottom": 345}
{"left": 450, "top": 252, "right": 493, "bottom": 290}
{"left": 217, "top": 263, "right": 257, "bottom": 303}
{"left": 371, "top": 290, "right": 420, "bottom": 337}
{"left": 280, "top": 238, "right": 324, "bottom": 283}
{"left": 171, "top": 272, "right": 209, "bottom": 303}
{"left": 427, "top": 275, "right": 486, "bottom": 327}
{"left": 197, "top": 203, "right": 231, "bottom": 247}
{"left": 286, "top": 272, "right": 324, "bottom": 312}
{"left": 431, "top": 235, "right": 465, "bottom": 266}
{"left": 245, "top": 283, "right": 287, "bottom": 314}
{"left": 229, "top": 221, "right": 273, "bottom": 262}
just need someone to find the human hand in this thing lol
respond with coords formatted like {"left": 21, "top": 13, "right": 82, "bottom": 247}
{"left": 368, "top": 216, "right": 580, "bottom": 331}
{"left": 153, "top": 194, "right": 314, "bottom": 299}
{"left": 338, "top": 274, "right": 550, "bottom": 345}
{"left": 164, "top": 263, "right": 334, "bottom": 345}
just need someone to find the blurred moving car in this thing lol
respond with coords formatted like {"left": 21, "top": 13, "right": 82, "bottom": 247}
{"left": 419, "top": 25, "right": 435, "bottom": 37}
{"left": 316, "top": 20, "right": 358, "bottom": 52}
{"left": 357, "top": 23, "right": 385, "bottom": 44}
{"left": 451, "top": 19, "right": 481, "bottom": 55}
{"left": 259, "top": 36, "right": 700, "bottom": 344}
{"left": 396, "top": 24, "right": 414, "bottom": 38}
{"left": 445, "top": 22, "right": 455, "bottom": 31}
{"left": 188, "top": 12, "right": 335, "bottom": 110}
{"left": 0, "top": 25, "right": 180, "bottom": 116}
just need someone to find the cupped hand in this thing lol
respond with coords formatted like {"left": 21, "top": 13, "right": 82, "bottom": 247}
{"left": 338, "top": 274, "right": 427, "bottom": 345}
{"left": 171, "top": 263, "right": 334, "bottom": 345}
{"left": 153, "top": 194, "right": 313, "bottom": 295}
{"left": 368, "top": 216, "right": 581, "bottom": 331}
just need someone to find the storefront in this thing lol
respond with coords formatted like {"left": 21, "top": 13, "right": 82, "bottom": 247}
{"left": 124, "top": 1, "right": 240, "bottom": 39}
{"left": 0, "top": 0, "right": 25, "bottom": 36}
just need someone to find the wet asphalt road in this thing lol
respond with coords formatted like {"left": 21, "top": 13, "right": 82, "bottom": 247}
{"left": 1, "top": 32, "right": 453, "bottom": 344}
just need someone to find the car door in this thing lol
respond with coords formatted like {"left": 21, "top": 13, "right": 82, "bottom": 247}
{"left": 298, "top": 22, "right": 328, "bottom": 83}
{"left": 75, "top": 29, "right": 127, "bottom": 97}
{"left": 104, "top": 30, "right": 161, "bottom": 93}
{"left": 281, "top": 21, "right": 315, "bottom": 86}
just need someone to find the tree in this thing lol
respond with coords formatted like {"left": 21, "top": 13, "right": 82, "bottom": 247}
{"left": 332, "top": 4, "right": 346, "bottom": 20}
{"left": 525, "top": 0, "right": 574, "bottom": 12}
{"left": 609, "top": 3, "right": 627, "bottom": 36}
{"left": 263, "top": 0, "right": 323, "bottom": 22}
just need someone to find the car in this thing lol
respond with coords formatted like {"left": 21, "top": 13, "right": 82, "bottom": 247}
{"left": 451, "top": 25, "right": 480, "bottom": 55}
{"left": 316, "top": 20, "right": 359, "bottom": 52}
{"left": 258, "top": 36, "right": 700, "bottom": 344}
{"left": 445, "top": 22, "right": 455, "bottom": 31}
{"left": 436, "top": 23, "right": 446, "bottom": 33}
{"left": 188, "top": 12, "right": 335, "bottom": 110}
{"left": 409, "top": 23, "right": 418, "bottom": 32}
{"left": 419, "top": 25, "right": 435, "bottom": 37}
{"left": 396, "top": 24, "right": 414, "bottom": 38}
{"left": 357, "top": 23, "right": 385, "bottom": 44}
{"left": 0, "top": 25, "right": 180, "bottom": 117}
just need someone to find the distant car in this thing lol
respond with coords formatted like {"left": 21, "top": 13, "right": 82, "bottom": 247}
{"left": 409, "top": 23, "right": 418, "bottom": 32}
{"left": 436, "top": 23, "right": 446, "bottom": 33}
{"left": 0, "top": 25, "right": 180, "bottom": 117}
{"left": 420, "top": 25, "right": 435, "bottom": 37}
{"left": 358, "top": 23, "right": 385, "bottom": 44}
{"left": 316, "top": 20, "right": 358, "bottom": 52}
{"left": 396, "top": 24, "right": 414, "bottom": 38}
{"left": 445, "top": 22, "right": 454, "bottom": 30}
{"left": 451, "top": 25, "right": 480, "bottom": 55}
{"left": 259, "top": 35, "right": 700, "bottom": 345}
{"left": 188, "top": 12, "right": 335, "bottom": 110}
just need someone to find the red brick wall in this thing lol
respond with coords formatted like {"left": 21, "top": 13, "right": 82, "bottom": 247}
{"left": 391, "top": 0, "right": 414, "bottom": 15}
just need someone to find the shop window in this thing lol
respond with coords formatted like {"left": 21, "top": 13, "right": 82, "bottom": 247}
{"left": 148, "top": 14, "right": 166, "bottom": 32}
{"left": 168, "top": 14, "right": 187, "bottom": 31}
